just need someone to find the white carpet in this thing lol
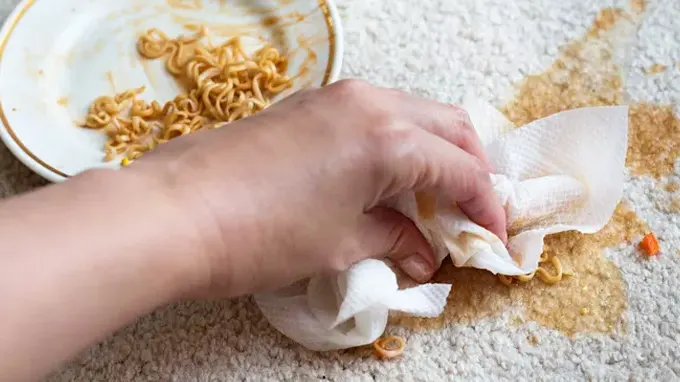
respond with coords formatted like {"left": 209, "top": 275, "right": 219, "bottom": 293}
{"left": 1, "top": 0, "right": 679, "bottom": 380}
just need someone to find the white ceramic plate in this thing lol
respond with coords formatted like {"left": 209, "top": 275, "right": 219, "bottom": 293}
{"left": 0, "top": 0, "right": 343, "bottom": 182}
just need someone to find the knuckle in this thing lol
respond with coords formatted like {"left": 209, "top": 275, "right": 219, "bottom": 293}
{"left": 447, "top": 103, "right": 471, "bottom": 122}
{"left": 365, "top": 115, "right": 413, "bottom": 160}
{"left": 326, "top": 242, "right": 359, "bottom": 273}
{"left": 435, "top": 104, "right": 479, "bottom": 149}
{"left": 363, "top": 121, "right": 420, "bottom": 194}
{"left": 327, "top": 78, "right": 372, "bottom": 100}
{"left": 450, "top": 106, "right": 474, "bottom": 133}
{"left": 458, "top": 125, "right": 480, "bottom": 150}
{"left": 447, "top": 103, "right": 469, "bottom": 117}
{"left": 325, "top": 231, "right": 366, "bottom": 273}
{"left": 326, "top": 257, "right": 351, "bottom": 274}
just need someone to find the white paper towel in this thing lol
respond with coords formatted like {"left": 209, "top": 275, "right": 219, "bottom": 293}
{"left": 255, "top": 98, "right": 629, "bottom": 351}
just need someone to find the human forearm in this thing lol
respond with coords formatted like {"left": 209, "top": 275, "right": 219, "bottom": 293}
{"left": 0, "top": 169, "right": 205, "bottom": 381}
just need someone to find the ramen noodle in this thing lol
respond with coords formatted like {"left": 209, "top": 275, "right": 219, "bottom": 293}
{"left": 373, "top": 336, "right": 406, "bottom": 359}
{"left": 497, "top": 252, "right": 570, "bottom": 286}
{"left": 82, "top": 27, "right": 293, "bottom": 163}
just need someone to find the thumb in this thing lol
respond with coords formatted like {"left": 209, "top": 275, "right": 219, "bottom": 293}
{"left": 354, "top": 207, "right": 436, "bottom": 283}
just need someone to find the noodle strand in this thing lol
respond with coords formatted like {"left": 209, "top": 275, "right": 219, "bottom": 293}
{"left": 498, "top": 254, "right": 568, "bottom": 286}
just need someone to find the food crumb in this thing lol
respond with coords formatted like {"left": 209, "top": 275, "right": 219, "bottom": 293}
{"left": 645, "top": 64, "right": 666, "bottom": 74}
{"left": 528, "top": 334, "right": 540, "bottom": 345}
{"left": 664, "top": 181, "right": 680, "bottom": 193}
{"left": 639, "top": 233, "right": 660, "bottom": 257}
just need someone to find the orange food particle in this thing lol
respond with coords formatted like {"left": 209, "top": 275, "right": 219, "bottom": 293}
{"left": 640, "top": 233, "right": 660, "bottom": 256}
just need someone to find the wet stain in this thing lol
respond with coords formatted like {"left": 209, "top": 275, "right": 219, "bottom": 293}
{"left": 57, "top": 97, "right": 69, "bottom": 107}
{"left": 501, "top": 10, "right": 632, "bottom": 126}
{"left": 627, "top": 104, "right": 680, "bottom": 178}
{"left": 415, "top": 192, "right": 436, "bottom": 220}
{"left": 485, "top": 4, "right": 648, "bottom": 338}
{"left": 290, "top": 35, "right": 319, "bottom": 80}
{"left": 390, "top": 261, "right": 512, "bottom": 329}
{"left": 173, "top": 14, "right": 256, "bottom": 38}
{"left": 392, "top": 3, "right": 659, "bottom": 338}
{"left": 511, "top": 204, "right": 647, "bottom": 336}
{"left": 393, "top": 204, "right": 647, "bottom": 337}
{"left": 502, "top": 7, "right": 680, "bottom": 180}
{"left": 170, "top": 8, "right": 313, "bottom": 54}
{"left": 173, "top": 9, "right": 313, "bottom": 35}
{"left": 261, "top": 12, "right": 309, "bottom": 28}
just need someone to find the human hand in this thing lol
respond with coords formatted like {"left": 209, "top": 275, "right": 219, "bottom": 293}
{"left": 130, "top": 79, "right": 507, "bottom": 299}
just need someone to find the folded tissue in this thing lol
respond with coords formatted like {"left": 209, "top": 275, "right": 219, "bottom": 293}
{"left": 255, "top": 97, "right": 629, "bottom": 351}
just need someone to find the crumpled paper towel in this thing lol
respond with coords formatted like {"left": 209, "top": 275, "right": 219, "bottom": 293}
{"left": 255, "top": 97, "right": 629, "bottom": 351}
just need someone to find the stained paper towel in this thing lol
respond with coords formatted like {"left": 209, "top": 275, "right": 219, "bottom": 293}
{"left": 255, "top": 98, "right": 629, "bottom": 351}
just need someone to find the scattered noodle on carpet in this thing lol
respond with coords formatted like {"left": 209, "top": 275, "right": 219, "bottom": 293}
{"left": 497, "top": 252, "right": 570, "bottom": 286}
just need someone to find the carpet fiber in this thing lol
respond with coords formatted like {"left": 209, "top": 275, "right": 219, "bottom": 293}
{"left": 1, "top": 0, "right": 679, "bottom": 380}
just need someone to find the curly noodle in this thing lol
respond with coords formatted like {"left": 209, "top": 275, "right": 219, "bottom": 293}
{"left": 82, "top": 27, "right": 293, "bottom": 164}
{"left": 497, "top": 252, "right": 572, "bottom": 286}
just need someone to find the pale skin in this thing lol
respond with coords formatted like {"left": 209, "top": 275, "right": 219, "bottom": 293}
{"left": 0, "top": 80, "right": 507, "bottom": 381}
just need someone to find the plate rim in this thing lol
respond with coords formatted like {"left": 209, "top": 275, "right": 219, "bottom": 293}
{"left": 0, "top": 0, "right": 344, "bottom": 183}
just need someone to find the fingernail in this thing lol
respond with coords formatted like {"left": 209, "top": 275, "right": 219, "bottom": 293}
{"left": 399, "top": 255, "right": 432, "bottom": 282}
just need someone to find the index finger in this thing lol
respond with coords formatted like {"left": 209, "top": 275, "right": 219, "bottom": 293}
{"left": 384, "top": 129, "right": 507, "bottom": 243}
{"left": 383, "top": 89, "right": 495, "bottom": 173}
